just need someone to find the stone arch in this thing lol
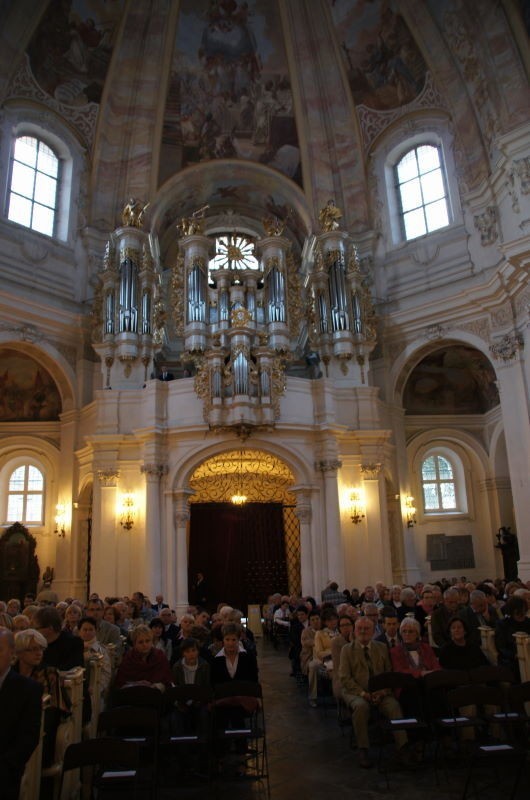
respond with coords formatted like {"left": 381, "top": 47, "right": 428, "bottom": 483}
{"left": 150, "top": 158, "right": 314, "bottom": 261}
{"left": 389, "top": 332, "right": 497, "bottom": 408}
{"left": 170, "top": 437, "right": 314, "bottom": 495}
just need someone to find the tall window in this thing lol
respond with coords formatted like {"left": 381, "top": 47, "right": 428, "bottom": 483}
{"left": 7, "top": 464, "right": 45, "bottom": 524}
{"left": 8, "top": 136, "right": 59, "bottom": 236}
{"left": 395, "top": 145, "right": 449, "bottom": 240}
{"left": 421, "top": 454, "right": 456, "bottom": 512}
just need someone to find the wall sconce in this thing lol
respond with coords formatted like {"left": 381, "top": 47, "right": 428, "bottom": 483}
{"left": 54, "top": 503, "right": 67, "bottom": 538}
{"left": 119, "top": 492, "right": 136, "bottom": 530}
{"left": 405, "top": 496, "right": 417, "bottom": 528}
{"left": 349, "top": 488, "right": 366, "bottom": 525}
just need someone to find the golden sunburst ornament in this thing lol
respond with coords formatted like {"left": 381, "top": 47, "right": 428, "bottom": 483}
{"left": 210, "top": 234, "right": 258, "bottom": 271}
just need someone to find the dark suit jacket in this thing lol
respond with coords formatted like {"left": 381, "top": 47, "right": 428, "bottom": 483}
{"left": 458, "top": 605, "right": 485, "bottom": 647}
{"left": 210, "top": 650, "right": 259, "bottom": 684}
{"left": 0, "top": 669, "right": 43, "bottom": 798}
{"left": 151, "top": 603, "right": 169, "bottom": 613}
{"left": 42, "top": 630, "right": 84, "bottom": 671}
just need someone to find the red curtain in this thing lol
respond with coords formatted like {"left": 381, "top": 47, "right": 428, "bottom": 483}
{"left": 188, "top": 503, "right": 288, "bottom": 613}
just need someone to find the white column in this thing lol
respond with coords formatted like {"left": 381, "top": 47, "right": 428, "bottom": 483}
{"left": 316, "top": 459, "right": 345, "bottom": 589}
{"left": 292, "top": 487, "right": 315, "bottom": 597}
{"left": 361, "top": 463, "right": 393, "bottom": 585}
{"left": 92, "top": 469, "right": 119, "bottom": 597}
{"left": 493, "top": 349, "right": 530, "bottom": 580}
{"left": 172, "top": 489, "right": 193, "bottom": 615}
{"left": 141, "top": 463, "right": 168, "bottom": 600}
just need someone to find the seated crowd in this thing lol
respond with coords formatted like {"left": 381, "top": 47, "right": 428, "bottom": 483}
{"left": 0, "top": 592, "right": 259, "bottom": 797}
{"left": 264, "top": 575, "right": 530, "bottom": 769}
{"left": 1, "top": 575, "right": 530, "bottom": 792}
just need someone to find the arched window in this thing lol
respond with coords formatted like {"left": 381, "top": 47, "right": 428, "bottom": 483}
{"left": 6, "top": 464, "right": 45, "bottom": 524}
{"left": 421, "top": 454, "right": 457, "bottom": 512}
{"left": 8, "top": 136, "right": 59, "bottom": 237}
{"left": 395, "top": 144, "right": 449, "bottom": 239}
{"left": 395, "top": 144, "right": 449, "bottom": 240}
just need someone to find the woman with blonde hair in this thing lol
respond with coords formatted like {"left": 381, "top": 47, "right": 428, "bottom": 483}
{"left": 14, "top": 629, "right": 70, "bottom": 765}
{"left": 114, "top": 623, "right": 172, "bottom": 690}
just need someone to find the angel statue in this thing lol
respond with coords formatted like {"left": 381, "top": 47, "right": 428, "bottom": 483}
{"left": 121, "top": 197, "right": 149, "bottom": 228}
{"left": 319, "top": 199, "right": 343, "bottom": 232}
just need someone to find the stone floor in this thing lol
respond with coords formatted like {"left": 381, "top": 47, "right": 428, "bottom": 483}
{"left": 157, "top": 638, "right": 529, "bottom": 800}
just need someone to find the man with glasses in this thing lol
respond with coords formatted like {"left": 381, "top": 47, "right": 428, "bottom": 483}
{"left": 339, "top": 617, "right": 407, "bottom": 769}
{"left": 33, "top": 606, "right": 83, "bottom": 670}
{"left": 86, "top": 598, "right": 123, "bottom": 658}
{"left": 362, "top": 603, "right": 383, "bottom": 637}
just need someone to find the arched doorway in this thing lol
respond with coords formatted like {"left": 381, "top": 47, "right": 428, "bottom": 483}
{"left": 187, "top": 449, "right": 299, "bottom": 611}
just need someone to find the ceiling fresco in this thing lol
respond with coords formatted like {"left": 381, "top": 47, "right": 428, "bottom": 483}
{"left": 159, "top": 0, "right": 301, "bottom": 187}
{"left": 0, "top": 349, "right": 62, "bottom": 422}
{"left": 329, "top": 0, "right": 427, "bottom": 111}
{"left": 26, "top": 0, "right": 124, "bottom": 106}
{"left": 403, "top": 346, "right": 500, "bottom": 415}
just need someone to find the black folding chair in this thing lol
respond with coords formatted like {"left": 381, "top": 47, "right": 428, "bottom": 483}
{"left": 368, "top": 671, "right": 429, "bottom": 785}
{"left": 468, "top": 664, "right": 514, "bottom": 686}
{"left": 58, "top": 738, "right": 139, "bottom": 800}
{"left": 160, "top": 685, "right": 214, "bottom": 782}
{"left": 212, "top": 681, "right": 269, "bottom": 796}
{"left": 97, "top": 706, "right": 160, "bottom": 799}
{"left": 446, "top": 684, "right": 526, "bottom": 799}
{"left": 111, "top": 685, "right": 165, "bottom": 712}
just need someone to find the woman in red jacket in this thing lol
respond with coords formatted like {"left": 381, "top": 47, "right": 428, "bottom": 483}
{"left": 391, "top": 618, "right": 441, "bottom": 678}
{"left": 114, "top": 624, "right": 173, "bottom": 690}
{"left": 391, "top": 617, "right": 440, "bottom": 738}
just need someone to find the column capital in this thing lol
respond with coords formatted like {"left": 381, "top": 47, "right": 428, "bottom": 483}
{"left": 172, "top": 489, "right": 194, "bottom": 524}
{"left": 315, "top": 459, "right": 342, "bottom": 473}
{"left": 360, "top": 462, "right": 382, "bottom": 479}
{"left": 141, "top": 463, "right": 168, "bottom": 479}
{"left": 97, "top": 468, "right": 120, "bottom": 487}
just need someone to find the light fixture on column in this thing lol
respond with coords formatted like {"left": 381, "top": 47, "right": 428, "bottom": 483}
{"left": 54, "top": 503, "right": 67, "bottom": 538}
{"left": 119, "top": 492, "right": 136, "bottom": 530}
{"left": 405, "top": 496, "right": 416, "bottom": 528}
{"left": 349, "top": 488, "right": 365, "bottom": 524}
{"left": 231, "top": 449, "right": 247, "bottom": 506}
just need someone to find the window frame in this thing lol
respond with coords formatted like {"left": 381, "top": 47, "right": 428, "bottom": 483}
{"left": 0, "top": 111, "right": 82, "bottom": 244}
{"left": 394, "top": 143, "right": 450, "bottom": 242}
{"left": 375, "top": 119, "right": 462, "bottom": 249}
{"left": 8, "top": 135, "right": 61, "bottom": 238}
{"left": 2, "top": 460, "right": 46, "bottom": 527}
{"left": 418, "top": 447, "right": 468, "bottom": 519}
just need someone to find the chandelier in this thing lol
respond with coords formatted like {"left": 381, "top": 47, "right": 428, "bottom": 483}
{"left": 231, "top": 449, "right": 247, "bottom": 506}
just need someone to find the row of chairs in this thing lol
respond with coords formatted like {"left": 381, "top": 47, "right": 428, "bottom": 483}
{"left": 364, "top": 666, "right": 530, "bottom": 797}
{"left": 20, "top": 650, "right": 118, "bottom": 800}
{"left": 57, "top": 680, "right": 269, "bottom": 799}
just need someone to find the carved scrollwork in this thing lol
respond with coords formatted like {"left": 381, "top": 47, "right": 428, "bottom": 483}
{"left": 171, "top": 254, "right": 185, "bottom": 336}
{"left": 286, "top": 252, "right": 303, "bottom": 337}
{"left": 489, "top": 333, "right": 524, "bottom": 363}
